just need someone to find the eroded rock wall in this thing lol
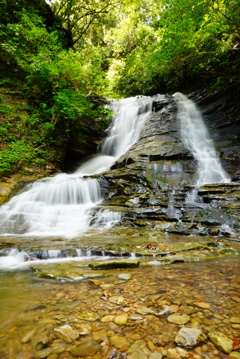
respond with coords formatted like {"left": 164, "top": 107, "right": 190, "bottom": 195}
{"left": 100, "top": 89, "right": 240, "bottom": 238}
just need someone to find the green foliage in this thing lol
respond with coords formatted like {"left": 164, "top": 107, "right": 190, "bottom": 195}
{"left": 108, "top": 0, "right": 240, "bottom": 95}
{"left": 24, "top": 47, "right": 110, "bottom": 147}
{"left": 53, "top": 89, "right": 91, "bottom": 120}
{"left": 0, "top": 1, "right": 112, "bottom": 176}
{"left": 0, "top": 141, "right": 28, "bottom": 175}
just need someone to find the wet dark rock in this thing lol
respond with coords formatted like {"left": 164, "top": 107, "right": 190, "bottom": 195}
{"left": 152, "top": 96, "right": 173, "bottom": 112}
{"left": 27, "top": 305, "right": 47, "bottom": 312}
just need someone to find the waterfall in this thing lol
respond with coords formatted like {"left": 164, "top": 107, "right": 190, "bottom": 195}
{"left": 0, "top": 95, "right": 162, "bottom": 238}
{"left": 173, "top": 92, "right": 230, "bottom": 202}
{"left": 102, "top": 96, "right": 154, "bottom": 157}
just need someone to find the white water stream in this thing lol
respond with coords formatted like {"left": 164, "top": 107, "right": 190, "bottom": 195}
{"left": 0, "top": 247, "right": 137, "bottom": 271}
{"left": 173, "top": 92, "right": 230, "bottom": 202}
{"left": 0, "top": 95, "right": 162, "bottom": 239}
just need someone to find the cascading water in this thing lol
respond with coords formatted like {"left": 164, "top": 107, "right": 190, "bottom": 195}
{"left": 0, "top": 95, "right": 162, "bottom": 238}
{"left": 173, "top": 92, "right": 231, "bottom": 202}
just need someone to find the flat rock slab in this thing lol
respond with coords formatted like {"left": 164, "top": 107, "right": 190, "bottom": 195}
{"left": 89, "top": 259, "right": 139, "bottom": 270}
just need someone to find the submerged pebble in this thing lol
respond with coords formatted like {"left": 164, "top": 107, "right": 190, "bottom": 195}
{"left": 167, "top": 313, "right": 190, "bottom": 325}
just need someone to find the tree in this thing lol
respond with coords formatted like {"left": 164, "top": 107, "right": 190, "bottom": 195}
{"left": 48, "top": 0, "right": 122, "bottom": 47}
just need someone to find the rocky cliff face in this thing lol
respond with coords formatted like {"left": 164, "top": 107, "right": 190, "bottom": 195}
{"left": 99, "top": 88, "right": 240, "bottom": 238}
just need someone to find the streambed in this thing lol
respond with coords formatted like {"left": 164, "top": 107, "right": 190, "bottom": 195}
{"left": 0, "top": 254, "right": 239, "bottom": 359}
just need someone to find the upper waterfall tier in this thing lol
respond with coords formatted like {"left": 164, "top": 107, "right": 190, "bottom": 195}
{"left": 102, "top": 96, "right": 157, "bottom": 158}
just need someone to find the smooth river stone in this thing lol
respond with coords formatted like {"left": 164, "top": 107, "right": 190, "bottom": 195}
{"left": 54, "top": 324, "right": 79, "bottom": 343}
{"left": 101, "top": 315, "right": 114, "bottom": 322}
{"left": 128, "top": 352, "right": 148, "bottom": 359}
{"left": 202, "top": 318, "right": 215, "bottom": 326}
{"left": 193, "top": 302, "right": 210, "bottom": 309}
{"left": 70, "top": 340, "right": 101, "bottom": 357}
{"left": 232, "top": 296, "right": 240, "bottom": 303}
{"left": 113, "top": 313, "right": 128, "bottom": 325}
{"left": 128, "top": 339, "right": 147, "bottom": 353}
{"left": 34, "top": 348, "right": 52, "bottom": 359}
{"left": 110, "top": 335, "right": 130, "bottom": 349}
{"left": 167, "top": 313, "right": 190, "bottom": 325}
{"left": 77, "top": 311, "right": 99, "bottom": 321}
{"left": 149, "top": 353, "right": 163, "bottom": 359}
{"left": 175, "top": 327, "right": 207, "bottom": 347}
{"left": 118, "top": 273, "right": 132, "bottom": 280}
{"left": 21, "top": 329, "right": 36, "bottom": 344}
{"left": 74, "top": 323, "right": 92, "bottom": 335}
{"left": 167, "top": 348, "right": 190, "bottom": 359}
{"left": 231, "top": 324, "right": 240, "bottom": 329}
{"left": 230, "top": 317, "right": 240, "bottom": 324}
{"left": 109, "top": 295, "right": 125, "bottom": 304}
{"left": 136, "top": 306, "right": 154, "bottom": 315}
{"left": 92, "top": 329, "right": 108, "bottom": 341}
{"left": 208, "top": 331, "right": 234, "bottom": 354}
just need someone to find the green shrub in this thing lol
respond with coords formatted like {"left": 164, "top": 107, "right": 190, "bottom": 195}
{"left": 0, "top": 141, "right": 29, "bottom": 175}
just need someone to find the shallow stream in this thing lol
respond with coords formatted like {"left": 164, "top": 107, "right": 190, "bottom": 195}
{"left": 0, "top": 255, "right": 239, "bottom": 358}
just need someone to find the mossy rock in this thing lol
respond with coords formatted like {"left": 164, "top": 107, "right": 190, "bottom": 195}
{"left": 89, "top": 259, "right": 139, "bottom": 270}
